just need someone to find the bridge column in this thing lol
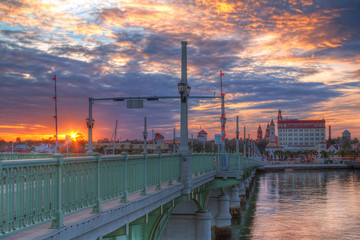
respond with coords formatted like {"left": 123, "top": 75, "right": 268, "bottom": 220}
{"left": 215, "top": 194, "right": 232, "bottom": 227}
{"left": 229, "top": 186, "right": 241, "bottom": 206}
{"left": 195, "top": 211, "right": 212, "bottom": 240}
{"left": 229, "top": 186, "right": 241, "bottom": 218}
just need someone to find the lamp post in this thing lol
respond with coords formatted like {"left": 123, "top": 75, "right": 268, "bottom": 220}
{"left": 143, "top": 117, "right": 148, "bottom": 154}
{"left": 178, "top": 41, "right": 192, "bottom": 193}
{"left": 244, "top": 126, "right": 246, "bottom": 157}
{"left": 86, "top": 97, "right": 95, "bottom": 154}
{"left": 173, "top": 128, "right": 176, "bottom": 153}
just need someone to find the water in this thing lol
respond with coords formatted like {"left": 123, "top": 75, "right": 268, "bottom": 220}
{"left": 230, "top": 169, "right": 360, "bottom": 240}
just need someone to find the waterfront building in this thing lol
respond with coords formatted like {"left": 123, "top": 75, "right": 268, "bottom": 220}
{"left": 326, "top": 144, "right": 339, "bottom": 153}
{"left": 277, "top": 110, "right": 326, "bottom": 150}
{"left": 342, "top": 130, "right": 351, "bottom": 140}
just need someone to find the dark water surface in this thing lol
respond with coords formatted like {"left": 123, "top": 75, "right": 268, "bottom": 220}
{"left": 229, "top": 169, "right": 360, "bottom": 240}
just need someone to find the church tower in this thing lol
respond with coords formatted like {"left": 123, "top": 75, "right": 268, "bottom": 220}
{"left": 277, "top": 109, "right": 282, "bottom": 121}
{"left": 264, "top": 123, "right": 270, "bottom": 140}
{"left": 256, "top": 125, "right": 263, "bottom": 142}
{"left": 268, "top": 119, "right": 278, "bottom": 146}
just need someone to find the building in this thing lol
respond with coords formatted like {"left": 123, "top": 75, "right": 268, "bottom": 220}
{"left": 277, "top": 110, "right": 326, "bottom": 150}
{"left": 342, "top": 130, "right": 351, "bottom": 140}
{"left": 256, "top": 125, "right": 263, "bottom": 142}
{"left": 264, "top": 123, "right": 270, "bottom": 140}
{"left": 154, "top": 132, "right": 165, "bottom": 145}
{"left": 268, "top": 119, "right": 278, "bottom": 147}
{"left": 197, "top": 129, "right": 207, "bottom": 143}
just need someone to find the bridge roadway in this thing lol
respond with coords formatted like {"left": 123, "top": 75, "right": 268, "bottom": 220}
{"left": 1, "top": 152, "right": 260, "bottom": 240}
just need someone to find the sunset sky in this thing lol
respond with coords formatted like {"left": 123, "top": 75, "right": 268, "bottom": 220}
{"left": 1, "top": 0, "right": 359, "bottom": 142}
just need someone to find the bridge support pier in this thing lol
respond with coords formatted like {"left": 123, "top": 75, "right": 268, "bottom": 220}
{"left": 229, "top": 186, "right": 241, "bottom": 218}
{"left": 229, "top": 186, "right": 240, "bottom": 207}
{"left": 195, "top": 211, "right": 212, "bottom": 240}
{"left": 215, "top": 194, "right": 232, "bottom": 227}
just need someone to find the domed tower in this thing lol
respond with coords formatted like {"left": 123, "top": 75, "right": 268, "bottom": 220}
{"left": 256, "top": 125, "right": 263, "bottom": 141}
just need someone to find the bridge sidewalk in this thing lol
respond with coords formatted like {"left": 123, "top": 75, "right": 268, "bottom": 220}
{"left": 3, "top": 181, "right": 181, "bottom": 240}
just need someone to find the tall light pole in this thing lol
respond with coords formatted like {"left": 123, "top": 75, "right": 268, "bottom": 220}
{"left": 86, "top": 97, "right": 95, "bottom": 154}
{"left": 178, "top": 41, "right": 192, "bottom": 193}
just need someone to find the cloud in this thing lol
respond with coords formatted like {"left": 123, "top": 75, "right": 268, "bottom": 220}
{"left": 0, "top": 0, "right": 359, "bottom": 140}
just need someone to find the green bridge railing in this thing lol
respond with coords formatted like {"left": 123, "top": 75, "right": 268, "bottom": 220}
{"left": 0, "top": 152, "right": 89, "bottom": 160}
{"left": 0, "top": 152, "right": 260, "bottom": 237}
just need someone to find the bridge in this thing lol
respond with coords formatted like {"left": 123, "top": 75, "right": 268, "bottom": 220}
{"left": 0, "top": 152, "right": 261, "bottom": 239}
{"left": 1, "top": 41, "right": 265, "bottom": 240}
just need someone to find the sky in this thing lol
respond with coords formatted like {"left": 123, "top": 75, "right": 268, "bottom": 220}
{"left": 0, "top": 0, "right": 359, "bottom": 142}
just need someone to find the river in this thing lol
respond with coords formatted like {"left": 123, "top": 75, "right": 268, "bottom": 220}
{"left": 218, "top": 169, "right": 360, "bottom": 240}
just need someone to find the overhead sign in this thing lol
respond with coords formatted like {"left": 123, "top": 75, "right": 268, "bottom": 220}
{"left": 127, "top": 99, "right": 143, "bottom": 108}
{"left": 214, "top": 134, "right": 222, "bottom": 144}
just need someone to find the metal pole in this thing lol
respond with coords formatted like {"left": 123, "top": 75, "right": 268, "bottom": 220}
{"left": 248, "top": 134, "right": 251, "bottom": 158}
{"left": 244, "top": 126, "right": 246, "bottom": 157}
{"left": 113, "top": 120, "right": 118, "bottom": 155}
{"left": 191, "top": 134, "right": 194, "bottom": 153}
{"left": 236, "top": 116, "right": 239, "bottom": 154}
{"left": 179, "top": 41, "right": 192, "bottom": 192}
{"left": 220, "top": 71, "right": 226, "bottom": 155}
{"left": 173, "top": 128, "right": 176, "bottom": 153}
{"left": 152, "top": 129, "right": 155, "bottom": 154}
{"left": 144, "top": 117, "right": 147, "bottom": 154}
{"left": 53, "top": 75, "right": 58, "bottom": 154}
{"left": 87, "top": 97, "right": 93, "bottom": 154}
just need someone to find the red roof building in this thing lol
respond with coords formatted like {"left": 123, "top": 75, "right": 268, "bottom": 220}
{"left": 197, "top": 129, "right": 207, "bottom": 143}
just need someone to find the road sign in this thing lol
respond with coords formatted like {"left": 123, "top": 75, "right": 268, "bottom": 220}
{"left": 127, "top": 99, "right": 143, "bottom": 108}
{"left": 214, "top": 134, "right": 222, "bottom": 144}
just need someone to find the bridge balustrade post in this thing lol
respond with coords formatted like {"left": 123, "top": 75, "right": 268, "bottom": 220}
{"left": 92, "top": 153, "right": 102, "bottom": 213}
{"left": 157, "top": 152, "right": 162, "bottom": 190}
{"left": 168, "top": 152, "right": 173, "bottom": 186}
{"left": 121, "top": 153, "right": 128, "bottom": 203}
{"left": 51, "top": 154, "right": 64, "bottom": 229}
{"left": 142, "top": 152, "right": 147, "bottom": 195}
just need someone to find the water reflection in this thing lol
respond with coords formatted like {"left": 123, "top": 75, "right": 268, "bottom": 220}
{"left": 232, "top": 170, "right": 360, "bottom": 240}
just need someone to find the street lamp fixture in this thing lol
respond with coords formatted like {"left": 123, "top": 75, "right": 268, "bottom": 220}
{"left": 178, "top": 82, "right": 191, "bottom": 102}
{"left": 86, "top": 117, "right": 95, "bottom": 129}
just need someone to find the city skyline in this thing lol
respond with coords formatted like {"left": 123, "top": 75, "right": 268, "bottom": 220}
{"left": 1, "top": 0, "right": 359, "bottom": 142}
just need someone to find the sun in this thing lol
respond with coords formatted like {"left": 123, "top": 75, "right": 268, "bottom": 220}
{"left": 71, "top": 133, "right": 77, "bottom": 139}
